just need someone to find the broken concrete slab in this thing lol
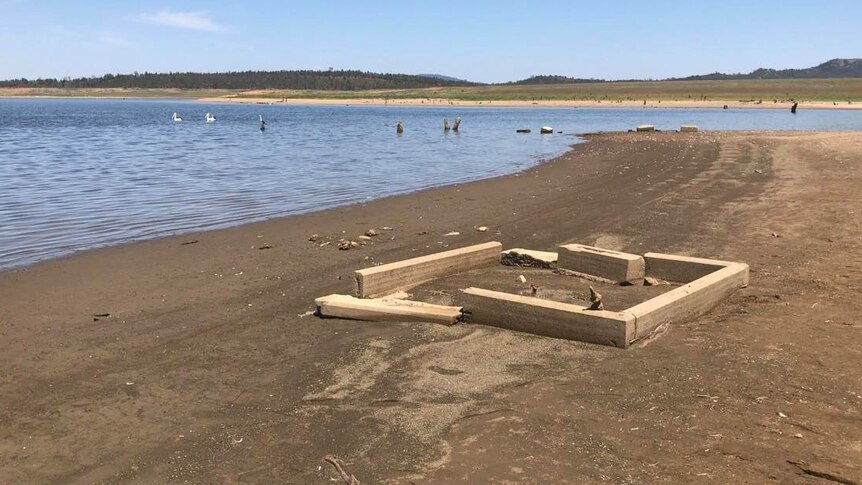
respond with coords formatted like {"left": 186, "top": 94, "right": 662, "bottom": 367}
{"left": 315, "top": 294, "right": 463, "bottom": 325}
{"left": 626, "top": 262, "right": 749, "bottom": 340}
{"left": 501, "top": 248, "right": 558, "bottom": 268}
{"left": 557, "top": 244, "right": 645, "bottom": 285}
{"left": 459, "top": 287, "right": 634, "bottom": 348}
{"left": 355, "top": 242, "right": 502, "bottom": 298}
{"left": 680, "top": 125, "right": 699, "bottom": 132}
{"left": 636, "top": 125, "right": 655, "bottom": 132}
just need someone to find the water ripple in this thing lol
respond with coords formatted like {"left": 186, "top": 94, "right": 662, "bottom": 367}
{"left": 2, "top": 98, "right": 862, "bottom": 269}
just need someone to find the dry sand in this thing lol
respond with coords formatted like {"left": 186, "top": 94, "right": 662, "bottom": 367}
{"left": 1, "top": 132, "right": 861, "bottom": 483}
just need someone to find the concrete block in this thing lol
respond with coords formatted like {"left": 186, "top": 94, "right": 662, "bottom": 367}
{"left": 626, "top": 263, "right": 749, "bottom": 339}
{"left": 557, "top": 244, "right": 645, "bottom": 284}
{"left": 460, "top": 287, "right": 634, "bottom": 348}
{"left": 636, "top": 125, "right": 655, "bottom": 132}
{"left": 501, "top": 248, "right": 558, "bottom": 268}
{"left": 355, "top": 242, "right": 502, "bottom": 298}
{"left": 680, "top": 125, "right": 699, "bottom": 132}
{"left": 315, "top": 294, "right": 463, "bottom": 325}
{"left": 644, "top": 252, "right": 743, "bottom": 284}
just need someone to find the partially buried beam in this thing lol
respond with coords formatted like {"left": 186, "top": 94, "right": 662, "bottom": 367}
{"left": 501, "top": 248, "right": 558, "bottom": 268}
{"left": 355, "top": 241, "right": 502, "bottom": 298}
{"left": 315, "top": 294, "right": 463, "bottom": 325}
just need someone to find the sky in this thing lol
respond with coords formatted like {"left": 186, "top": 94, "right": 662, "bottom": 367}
{"left": 1, "top": 0, "right": 860, "bottom": 83}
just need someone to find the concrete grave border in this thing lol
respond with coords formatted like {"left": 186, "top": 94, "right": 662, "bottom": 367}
{"left": 315, "top": 242, "right": 748, "bottom": 349}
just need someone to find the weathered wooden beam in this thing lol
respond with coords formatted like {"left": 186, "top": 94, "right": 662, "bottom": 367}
{"left": 557, "top": 244, "right": 645, "bottom": 285}
{"left": 460, "top": 287, "right": 634, "bottom": 348}
{"left": 315, "top": 294, "right": 463, "bottom": 325}
{"left": 355, "top": 242, "right": 502, "bottom": 298}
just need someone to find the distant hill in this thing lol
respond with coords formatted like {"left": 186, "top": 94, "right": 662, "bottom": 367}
{"left": 505, "top": 59, "right": 862, "bottom": 85}
{"left": 679, "top": 58, "right": 862, "bottom": 81}
{"left": 0, "top": 69, "right": 477, "bottom": 91}
{"left": 507, "top": 75, "right": 605, "bottom": 85}
{"left": 417, "top": 73, "right": 469, "bottom": 83}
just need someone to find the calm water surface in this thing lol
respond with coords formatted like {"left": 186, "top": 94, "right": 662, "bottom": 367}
{"left": 2, "top": 98, "right": 862, "bottom": 269}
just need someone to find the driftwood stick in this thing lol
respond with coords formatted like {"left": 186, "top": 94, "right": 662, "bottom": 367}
{"left": 324, "top": 455, "right": 361, "bottom": 485}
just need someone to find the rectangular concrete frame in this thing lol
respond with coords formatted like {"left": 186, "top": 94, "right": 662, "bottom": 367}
{"left": 355, "top": 241, "right": 502, "bottom": 298}
{"left": 558, "top": 244, "right": 645, "bottom": 284}
{"left": 636, "top": 125, "right": 655, "bottom": 132}
{"left": 460, "top": 287, "right": 635, "bottom": 348}
{"left": 316, "top": 294, "right": 463, "bottom": 325}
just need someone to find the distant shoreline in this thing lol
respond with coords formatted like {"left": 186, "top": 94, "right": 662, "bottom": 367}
{"left": 2, "top": 92, "right": 859, "bottom": 110}
{"left": 196, "top": 97, "right": 862, "bottom": 110}
{"left": 2, "top": 94, "right": 859, "bottom": 110}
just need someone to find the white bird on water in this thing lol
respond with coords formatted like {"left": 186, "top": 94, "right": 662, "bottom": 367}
{"left": 171, "top": 112, "right": 183, "bottom": 122}
{"left": 259, "top": 114, "right": 266, "bottom": 131}
{"left": 205, "top": 113, "right": 216, "bottom": 123}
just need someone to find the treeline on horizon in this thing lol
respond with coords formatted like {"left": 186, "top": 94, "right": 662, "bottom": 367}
{"left": 2, "top": 59, "right": 860, "bottom": 90}
{"left": 0, "top": 69, "right": 478, "bottom": 90}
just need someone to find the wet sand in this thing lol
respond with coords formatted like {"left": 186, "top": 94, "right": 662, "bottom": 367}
{"left": 1, "top": 132, "right": 861, "bottom": 483}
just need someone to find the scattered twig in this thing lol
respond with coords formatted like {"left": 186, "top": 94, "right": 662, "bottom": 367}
{"left": 787, "top": 460, "right": 859, "bottom": 485}
{"left": 181, "top": 239, "right": 199, "bottom": 245}
{"left": 324, "top": 455, "right": 361, "bottom": 485}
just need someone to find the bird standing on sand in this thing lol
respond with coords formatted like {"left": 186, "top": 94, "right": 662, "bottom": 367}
{"left": 259, "top": 115, "right": 266, "bottom": 131}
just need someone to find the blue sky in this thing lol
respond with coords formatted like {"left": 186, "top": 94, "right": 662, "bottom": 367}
{"left": 1, "top": 0, "right": 859, "bottom": 83}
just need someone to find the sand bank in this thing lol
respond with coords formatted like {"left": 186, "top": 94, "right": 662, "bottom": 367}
{"left": 198, "top": 96, "right": 862, "bottom": 110}
{"left": 2, "top": 132, "right": 861, "bottom": 483}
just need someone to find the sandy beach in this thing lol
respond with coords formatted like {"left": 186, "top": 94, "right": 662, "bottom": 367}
{"left": 1, "top": 131, "right": 861, "bottom": 483}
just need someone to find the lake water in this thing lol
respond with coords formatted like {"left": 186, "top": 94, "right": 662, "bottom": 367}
{"left": 2, "top": 98, "right": 862, "bottom": 269}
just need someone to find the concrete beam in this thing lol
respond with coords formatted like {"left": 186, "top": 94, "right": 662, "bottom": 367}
{"left": 315, "top": 294, "right": 463, "bottom": 325}
{"left": 460, "top": 287, "right": 634, "bottom": 348}
{"left": 680, "top": 125, "right": 699, "bottom": 132}
{"left": 557, "top": 244, "right": 645, "bottom": 284}
{"left": 355, "top": 242, "right": 502, "bottom": 298}
{"left": 644, "top": 252, "right": 745, "bottom": 284}
{"left": 636, "top": 125, "right": 655, "bottom": 132}
{"left": 625, "top": 262, "right": 749, "bottom": 340}
{"left": 501, "top": 248, "right": 558, "bottom": 268}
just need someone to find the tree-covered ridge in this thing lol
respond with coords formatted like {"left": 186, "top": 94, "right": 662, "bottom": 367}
{"left": 0, "top": 69, "right": 478, "bottom": 90}
{"left": 506, "top": 75, "right": 605, "bottom": 85}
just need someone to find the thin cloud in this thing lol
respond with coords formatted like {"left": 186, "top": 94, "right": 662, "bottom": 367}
{"left": 140, "top": 10, "right": 225, "bottom": 32}
{"left": 97, "top": 33, "right": 131, "bottom": 47}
